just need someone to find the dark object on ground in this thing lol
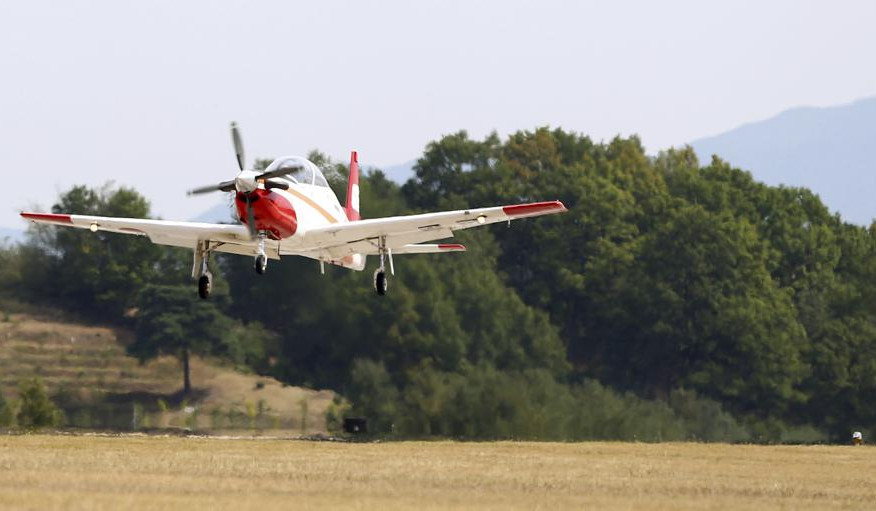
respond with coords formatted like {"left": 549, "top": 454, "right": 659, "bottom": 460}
{"left": 343, "top": 417, "right": 368, "bottom": 434}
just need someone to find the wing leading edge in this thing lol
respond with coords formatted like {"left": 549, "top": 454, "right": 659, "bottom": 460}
{"left": 288, "top": 200, "right": 567, "bottom": 260}
{"left": 21, "top": 199, "right": 566, "bottom": 265}
{"left": 19, "top": 212, "right": 262, "bottom": 253}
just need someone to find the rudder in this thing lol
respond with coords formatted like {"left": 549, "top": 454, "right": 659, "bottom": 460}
{"left": 345, "top": 151, "right": 361, "bottom": 221}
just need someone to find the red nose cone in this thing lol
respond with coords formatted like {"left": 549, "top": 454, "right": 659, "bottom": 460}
{"left": 235, "top": 189, "right": 297, "bottom": 239}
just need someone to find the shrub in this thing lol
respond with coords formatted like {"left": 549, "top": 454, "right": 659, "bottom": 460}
{"left": 668, "top": 388, "right": 749, "bottom": 442}
{"left": 0, "top": 392, "right": 14, "bottom": 427}
{"left": 325, "top": 396, "right": 351, "bottom": 435}
{"left": 16, "top": 378, "right": 63, "bottom": 430}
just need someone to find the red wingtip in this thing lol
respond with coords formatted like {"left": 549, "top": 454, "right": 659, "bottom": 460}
{"left": 438, "top": 243, "right": 466, "bottom": 251}
{"left": 502, "top": 200, "right": 567, "bottom": 218}
{"left": 21, "top": 212, "right": 73, "bottom": 224}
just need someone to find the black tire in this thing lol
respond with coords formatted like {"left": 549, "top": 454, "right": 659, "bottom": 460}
{"left": 198, "top": 274, "right": 211, "bottom": 299}
{"left": 374, "top": 270, "right": 388, "bottom": 296}
{"left": 254, "top": 254, "right": 267, "bottom": 274}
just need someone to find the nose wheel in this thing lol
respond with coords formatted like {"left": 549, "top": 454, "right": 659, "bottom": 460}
{"left": 253, "top": 234, "right": 268, "bottom": 274}
{"left": 254, "top": 254, "right": 268, "bottom": 274}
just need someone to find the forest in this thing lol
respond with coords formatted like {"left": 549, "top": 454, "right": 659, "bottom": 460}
{"left": 2, "top": 127, "right": 874, "bottom": 442}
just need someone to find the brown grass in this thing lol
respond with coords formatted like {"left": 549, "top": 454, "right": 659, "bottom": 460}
{"left": 0, "top": 435, "right": 873, "bottom": 510}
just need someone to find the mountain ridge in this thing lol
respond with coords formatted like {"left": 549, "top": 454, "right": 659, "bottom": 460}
{"left": 690, "top": 96, "right": 876, "bottom": 225}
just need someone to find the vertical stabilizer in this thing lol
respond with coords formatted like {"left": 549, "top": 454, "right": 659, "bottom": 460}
{"left": 345, "top": 151, "right": 361, "bottom": 221}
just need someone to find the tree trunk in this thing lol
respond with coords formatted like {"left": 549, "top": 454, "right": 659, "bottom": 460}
{"left": 182, "top": 346, "right": 191, "bottom": 394}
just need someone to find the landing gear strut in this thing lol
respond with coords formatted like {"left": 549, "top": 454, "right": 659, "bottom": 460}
{"left": 194, "top": 241, "right": 213, "bottom": 300}
{"left": 373, "top": 236, "right": 393, "bottom": 296}
{"left": 254, "top": 234, "right": 268, "bottom": 274}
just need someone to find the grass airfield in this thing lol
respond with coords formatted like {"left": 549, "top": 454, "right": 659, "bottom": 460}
{"left": 0, "top": 435, "right": 874, "bottom": 510}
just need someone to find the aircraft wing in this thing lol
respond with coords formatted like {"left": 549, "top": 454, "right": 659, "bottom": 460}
{"left": 293, "top": 200, "right": 566, "bottom": 259}
{"left": 19, "top": 212, "right": 259, "bottom": 253}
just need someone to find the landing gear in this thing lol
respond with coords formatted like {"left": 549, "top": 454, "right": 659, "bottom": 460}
{"left": 373, "top": 268, "right": 388, "bottom": 295}
{"left": 254, "top": 234, "right": 268, "bottom": 274}
{"left": 373, "top": 235, "right": 393, "bottom": 296}
{"left": 198, "top": 273, "right": 212, "bottom": 299}
{"left": 194, "top": 240, "right": 213, "bottom": 300}
{"left": 254, "top": 254, "right": 267, "bottom": 274}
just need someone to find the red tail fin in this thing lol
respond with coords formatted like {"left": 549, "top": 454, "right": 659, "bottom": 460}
{"left": 344, "top": 151, "right": 361, "bottom": 221}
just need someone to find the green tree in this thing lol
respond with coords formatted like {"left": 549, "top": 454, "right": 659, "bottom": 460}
{"left": 347, "top": 359, "right": 400, "bottom": 433}
{"left": 16, "top": 378, "right": 63, "bottom": 429}
{"left": 21, "top": 184, "right": 185, "bottom": 320}
{"left": 130, "top": 284, "right": 238, "bottom": 393}
{"left": 0, "top": 390, "right": 14, "bottom": 427}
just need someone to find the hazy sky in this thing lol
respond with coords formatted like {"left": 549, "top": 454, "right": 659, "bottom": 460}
{"left": 2, "top": 0, "right": 875, "bottom": 228}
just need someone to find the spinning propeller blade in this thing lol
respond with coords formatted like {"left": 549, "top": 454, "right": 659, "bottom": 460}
{"left": 186, "top": 122, "right": 282, "bottom": 239}
{"left": 186, "top": 122, "right": 254, "bottom": 195}
{"left": 245, "top": 195, "right": 257, "bottom": 238}
{"left": 187, "top": 180, "right": 236, "bottom": 196}
{"left": 231, "top": 122, "right": 245, "bottom": 171}
{"left": 256, "top": 165, "right": 302, "bottom": 181}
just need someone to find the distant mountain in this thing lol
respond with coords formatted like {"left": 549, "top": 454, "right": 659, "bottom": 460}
{"left": 690, "top": 96, "right": 876, "bottom": 225}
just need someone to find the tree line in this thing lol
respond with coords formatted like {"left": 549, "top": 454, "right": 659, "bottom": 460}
{"left": 2, "top": 128, "right": 874, "bottom": 442}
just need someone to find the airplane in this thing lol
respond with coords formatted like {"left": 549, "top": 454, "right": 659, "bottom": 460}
{"left": 20, "top": 123, "right": 568, "bottom": 298}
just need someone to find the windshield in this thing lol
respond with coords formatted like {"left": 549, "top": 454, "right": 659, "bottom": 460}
{"left": 264, "top": 156, "right": 314, "bottom": 185}
{"left": 314, "top": 168, "right": 329, "bottom": 187}
{"left": 263, "top": 156, "right": 332, "bottom": 187}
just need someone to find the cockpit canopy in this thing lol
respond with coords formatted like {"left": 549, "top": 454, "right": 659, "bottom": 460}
{"left": 263, "top": 156, "right": 329, "bottom": 187}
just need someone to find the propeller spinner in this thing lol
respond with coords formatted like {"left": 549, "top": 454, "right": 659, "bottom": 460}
{"left": 186, "top": 123, "right": 298, "bottom": 238}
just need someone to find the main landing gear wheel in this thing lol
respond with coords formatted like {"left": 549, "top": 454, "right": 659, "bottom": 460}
{"left": 195, "top": 240, "right": 213, "bottom": 300}
{"left": 373, "top": 235, "right": 392, "bottom": 296}
{"left": 198, "top": 273, "right": 212, "bottom": 300}
{"left": 254, "top": 254, "right": 267, "bottom": 274}
{"left": 373, "top": 269, "right": 388, "bottom": 296}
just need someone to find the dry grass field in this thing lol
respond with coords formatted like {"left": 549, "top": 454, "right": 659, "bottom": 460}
{"left": 0, "top": 435, "right": 874, "bottom": 510}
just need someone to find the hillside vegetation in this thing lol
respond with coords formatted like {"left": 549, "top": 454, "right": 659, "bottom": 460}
{"left": 0, "top": 300, "right": 333, "bottom": 433}
{"left": 3, "top": 127, "right": 876, "bottom": 442}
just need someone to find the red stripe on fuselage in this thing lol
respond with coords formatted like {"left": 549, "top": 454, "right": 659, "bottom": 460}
{"left": 438, "top": 244, "right": 466, "bottom": 251}
{"left": 502, "top": 201, "right": 567, "bottom": 217}
{"left": 235, "top": 189, "right": 297, "bottom": 239}
{"left": 20, "top": 212, "right": 73, "bottom": 224}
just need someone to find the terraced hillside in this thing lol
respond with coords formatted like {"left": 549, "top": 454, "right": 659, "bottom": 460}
{"left": 0, "top": 301, "right": 337, "bottom": 434}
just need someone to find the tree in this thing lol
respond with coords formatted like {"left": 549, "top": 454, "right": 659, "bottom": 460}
{"left": 21, "top": 184, "right": 185, "bottom": 321}
{"left": 129, "top": 285, "right": 238, "bottom": 393}
{"left": 16, "top": 378, "right": 63, "bottom": 429}
{"left": 0, "top": 389, "right": 14, "bottom": 427}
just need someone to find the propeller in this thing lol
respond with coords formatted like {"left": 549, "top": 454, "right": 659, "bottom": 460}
{"left": 231, "top": 122, "right": 245, "bottom": 171}
{"left": 244, "top": 195, "right": 256, "bottom": 237}
{"left": 186, "top": 122, "right": 300, "bottom": 238}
